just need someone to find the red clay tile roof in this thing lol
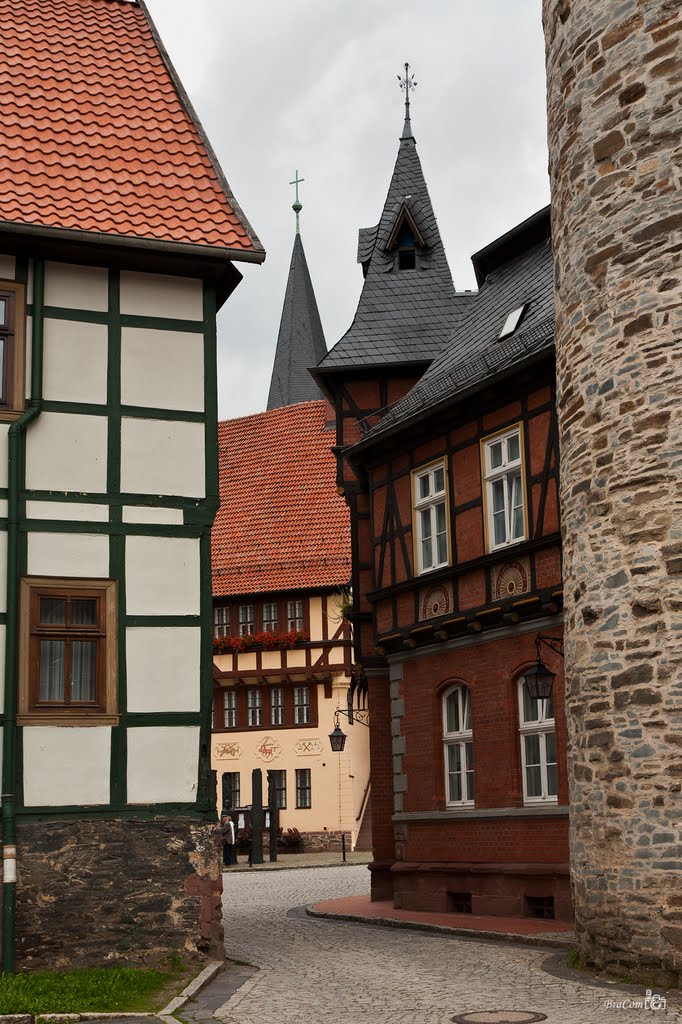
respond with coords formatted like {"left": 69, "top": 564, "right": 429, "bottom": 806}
{"left": 0, "top": 0, "right": 262, "bottom": 254}
{"left": 213, "top": 401, "right": 351, "bottom": 596}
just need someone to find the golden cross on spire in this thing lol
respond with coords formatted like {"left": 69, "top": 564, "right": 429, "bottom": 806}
{"left": 398, "top": 62, "right": 417, "bottom": 122}
{"left": 289, "top": 169, "right": 305, "bottom": 235}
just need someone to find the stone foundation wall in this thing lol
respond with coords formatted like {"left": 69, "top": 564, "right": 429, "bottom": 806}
{"left": 543, "top": 0, "right": 682, "bottom": 984}
{"left": 10, "top": 817, "right": 223, "bottom": 970}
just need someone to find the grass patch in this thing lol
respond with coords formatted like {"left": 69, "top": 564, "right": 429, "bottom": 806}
{"left": 566, "top": 948, "right": 581, "bottom": 969}
{"left": 0, "top": 958, "right": 190, "bottom": 1015}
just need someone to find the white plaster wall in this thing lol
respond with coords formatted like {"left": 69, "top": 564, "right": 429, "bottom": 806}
{"left": 0, "top": 256, "right": 15, "bottom": 279}
{"left": 26, "top": 413, "right": 108, "bottom": 493}
{"left": 27, "top": 532, "right": 110, "bottom": 578}
{"left": 121, "top": 328, "right": 204, "bottom": 412}
{"left": 120, "top": 418, "right": 204, "bottom": 498}
{"left": 127, "top": 726, "right": 200, "bottom": 803}
{"left": 120, "top": 271, "right": 203, "bottom": 321}
{"left": 44, "top": 262, "right": 108, "bottom": 312}
{"left": 126, "top": 627, "right": 201, "bottom": 712}
{"left": 0, "top": 424, "right": 9, "bottom": 489}
{"left": 43, "top": 318, "right": 108, "bottom": 404}
{"left": 23, "top": 727, "right": 111, "bottom": 806}
{"left": 26, "top": 501, "right": 109, "bottom": 522}
{"left": 126, "top": 536, "right": 200, "bottom": 615}
{"left": 122, "top": 506, "right": 184, "bottom": 525}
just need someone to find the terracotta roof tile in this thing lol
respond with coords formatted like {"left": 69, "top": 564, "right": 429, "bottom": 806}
{"left": 0, "top": 0, "right": 262, "bottom": 254}
{"left": 212, "top": 402, "right": 351, "bottom": 597}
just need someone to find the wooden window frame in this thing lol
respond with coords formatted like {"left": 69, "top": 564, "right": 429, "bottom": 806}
{"left": 442, "top": 685, "right": 475, "bottom": 807}
{"left": 239, "top": 604, "right": 255, "bottom": 636}
{"left": 246, "top": 686, "right": 262, "bottom": 727}
{"left": 293, "top": 685, "right": 311, "bottom": 725}
{"left": 18, "top": 576, "right": 118, "bottom": 726}
{"left": 0, "top": 281, "right": 26, "bottom": 420}
{"left": 270, "top": 768, "right": 287, "bottom": 809}
{"left": 214, "top": 604, "right": 230, "bottom": 639}
{"left": 295, "top": 768, "right": 312, "bottom": 809}
{"left": 481, "top": 423, "right": 529, "bottom": 553}
{"left": 286, "top": 598, "right": 305, "bottom": 632}
{"left": 412, "top": 458, "right": 451, "bottom": 575}
{"left": 221, "top": 770, "right": 240, "bottom": 809}
{"left": 518, "top": 676, "right": 558, "bottom": 805}
{"left": 224, "top": 688, "right": 237, "bottom": 728}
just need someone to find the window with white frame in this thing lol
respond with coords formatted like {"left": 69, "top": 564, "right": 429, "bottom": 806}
{"left": 442, "top": 685, "right": 474, "bottom": 806}
{"left": 223, "top": 689, "right": 237, "bottom": 729}
{"left": 263, "top": 602, "right": 278, "bottom": 631}
{"left": 294, "top": 685, "right": 310, "bottom": 725}
{"left": 287, "top": 599, "right": 304, "bottom": 631}
{"left": 239, "top": 604, "right": 254, "bottom": 636}
{"left": 518, "top": 677, "right": 557, "bottom": 803}
{"left": 270, "top": 687, "right": 284, "bottom": 726}
{"left": 213, "top": 605, "right": 230, "bottom": 638}
{"left": 295, "top": 768, "right": 311, "bottom": 808}
{"left": 246, "top": 687, "right": 262, "bottom": 727}
{"left": 483, "top": 427, "right": 525, "bottom": 551}
{"left": 413, "top": 461, "right": 448, "bottom": 574}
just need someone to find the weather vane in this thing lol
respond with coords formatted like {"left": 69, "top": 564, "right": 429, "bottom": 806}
{"left": 289, "top": 169, "right": 304, "bottom": 235}
{"left": 398, "top": 62, "right": 417, "bottom": 121}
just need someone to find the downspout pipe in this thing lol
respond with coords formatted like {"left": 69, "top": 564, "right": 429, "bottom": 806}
{"left": 2, "top": 259, "right": 44, "bottom": 972}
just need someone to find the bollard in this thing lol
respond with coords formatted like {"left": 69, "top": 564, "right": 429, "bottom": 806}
{"left": 341, "top": 832, "right": 346, "bottom": 862}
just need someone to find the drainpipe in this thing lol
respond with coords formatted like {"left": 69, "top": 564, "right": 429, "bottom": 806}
{"left": 2, "top": 259, "right": 44, "bottom": 972}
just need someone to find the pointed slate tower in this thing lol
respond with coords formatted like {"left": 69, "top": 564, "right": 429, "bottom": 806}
{"left": 267, "top": 172, "right": 327, "bottom": 410}
{"left": 315, "top": 65, "right": 466, "bottom": 377}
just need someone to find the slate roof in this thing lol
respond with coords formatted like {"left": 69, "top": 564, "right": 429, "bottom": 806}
{"left": 0, "top": 0, "right": 263, "bottom": 257}
{"left": 314, "top": 119, "right": 464, "bottom": 373}
{"left": 352, "top": 208, "right": 554, "bottom": 447}
{"left": 267, "top": 233, "right": 327, "bottom": 410}
{"left": 212, "top": 401, "right": 351, "bottom": 597}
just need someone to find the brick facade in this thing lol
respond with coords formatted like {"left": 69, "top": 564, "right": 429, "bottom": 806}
{"left": 544, "top": 0, "right": 682, "bottom": 983}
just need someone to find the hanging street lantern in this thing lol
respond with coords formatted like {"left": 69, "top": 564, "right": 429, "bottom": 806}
{"left": 329, "top": 711, "right": 347, "bottom": 752}
{"left": 525, "top": 636, "right": 557, "bottom": 701}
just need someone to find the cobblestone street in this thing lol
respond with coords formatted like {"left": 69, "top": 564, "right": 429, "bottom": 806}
{"left": 218, "top": 865, "right": 681, "bottom": 1024}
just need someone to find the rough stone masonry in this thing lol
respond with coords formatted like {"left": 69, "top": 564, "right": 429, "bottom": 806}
{"left": 543, "top": 0, "right": 682, "bottom": 982}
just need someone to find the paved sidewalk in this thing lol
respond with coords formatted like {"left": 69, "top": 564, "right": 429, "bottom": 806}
{"left": 225, "top": 850, "right": 371, "bottom": 872}
{"left": 309, "top": 893, "right": 575, "bottom": 948}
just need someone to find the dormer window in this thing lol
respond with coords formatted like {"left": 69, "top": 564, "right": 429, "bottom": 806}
{"left": 499, "top": 304, "right": 527, "bottom": 340}
{"left": 397, "top": 223, "right": 416, "bottom": 270}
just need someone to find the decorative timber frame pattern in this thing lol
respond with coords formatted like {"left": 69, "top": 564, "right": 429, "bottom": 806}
{"left": 0, "top": 256, "right": 220, "bottom": 820}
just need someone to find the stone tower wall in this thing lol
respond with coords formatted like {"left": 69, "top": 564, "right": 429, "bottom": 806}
{"left": 543, "top": 0, "right": 682, "bottom": 982}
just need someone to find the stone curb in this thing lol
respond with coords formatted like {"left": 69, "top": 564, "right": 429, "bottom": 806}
{"left": 305, "top": 905, "right": 575, "bottom": 950}
{"left": 0, "top": 960, "right": 225, "bottom": 1024}
{"left": 157, "top": 959, "right": 224, "bottom": 1021}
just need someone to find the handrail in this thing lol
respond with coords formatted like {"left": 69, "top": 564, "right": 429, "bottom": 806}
{"left": 356, "top": 777, "right": 371, "bottom": 823}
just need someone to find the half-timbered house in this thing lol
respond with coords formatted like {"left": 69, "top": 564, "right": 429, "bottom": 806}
{"left": 211, "top": 221, "right": 370, "bottom": 851}
{"left": 314, "top": 101, "right": 569, "bottom": 921}
{"left": 0, "top": 0, "right": 264, "bottom": 969}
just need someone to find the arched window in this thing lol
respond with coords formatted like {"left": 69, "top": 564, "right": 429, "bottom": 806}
{"left": 442, "top": 685, "right": 474, "bottom": 806}
{"left": 518, "top": 676, "right": 557, "bottom": 803}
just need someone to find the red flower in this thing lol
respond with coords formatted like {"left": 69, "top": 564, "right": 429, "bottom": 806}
{"left": 212, "top": 627, "right": 309, "bottom": 655}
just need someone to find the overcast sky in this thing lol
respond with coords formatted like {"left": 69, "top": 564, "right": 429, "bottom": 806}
{"left": 144, "top": 0, "right": 549, "bottom": 420}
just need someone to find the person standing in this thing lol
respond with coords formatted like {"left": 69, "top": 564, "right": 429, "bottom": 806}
{"left": 220, "top": 810, "right": 235, "bottom": 867}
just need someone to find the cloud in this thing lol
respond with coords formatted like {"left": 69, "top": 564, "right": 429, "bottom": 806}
{"left": 145, "top": 0, "right": 549, "bottom": 420}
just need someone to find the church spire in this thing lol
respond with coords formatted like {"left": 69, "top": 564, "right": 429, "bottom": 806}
{"left": 267, "top": 174, "right": 328, "bottom": 410}
{"left": 314, "top": 68, "right": 463, "bottom": 376}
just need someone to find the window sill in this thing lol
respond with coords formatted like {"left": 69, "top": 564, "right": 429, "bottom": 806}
{"left": 393, "top": 805, "right": 568, "bottom": 822}
{"left": 18, "top": 714, "right": 120, "bottom": 727}
{"left": 0, "top": 407, "right": 26, "bottom": 422}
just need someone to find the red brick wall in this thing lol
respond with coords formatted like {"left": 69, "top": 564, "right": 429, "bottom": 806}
{"left": 399, "top": 630, "right": 568, "bottom": 815}
{"left": 367, "top": 673, "right": 395, "bottom": 900}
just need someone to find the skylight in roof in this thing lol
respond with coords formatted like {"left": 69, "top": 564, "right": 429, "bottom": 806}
{"left": 499, "top": 304, "right": 527, "bottom": 340}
